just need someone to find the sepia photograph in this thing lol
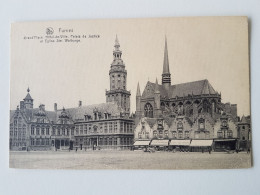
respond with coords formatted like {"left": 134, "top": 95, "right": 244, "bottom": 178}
{"left": 9, "top": 16, "right": 251, "bottom": 170}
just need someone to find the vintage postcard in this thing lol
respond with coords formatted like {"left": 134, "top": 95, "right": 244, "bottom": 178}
{"left": 10, "top": 17, "right": 251, "bottom": 169}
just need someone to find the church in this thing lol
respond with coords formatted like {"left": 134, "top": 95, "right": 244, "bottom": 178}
{"left": 134, "top": 38, "right": 250, "bottom": 151}
{"left": 9, "top": 36, "right": 134, "bottom": 151}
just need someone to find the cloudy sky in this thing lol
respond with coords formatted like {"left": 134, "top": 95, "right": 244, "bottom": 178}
{"left": 11, "top": 17, "right": 250, "bottom": 116}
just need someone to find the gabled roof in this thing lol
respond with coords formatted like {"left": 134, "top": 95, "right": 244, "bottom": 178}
{"left": 240, "top": 115, "right": 250, "bottom": 124}
{"left": 142, "top": 79, "right": 217, "bottom": 99}
{"left": 145, "top": 118, "right": 157, "bottom": 128}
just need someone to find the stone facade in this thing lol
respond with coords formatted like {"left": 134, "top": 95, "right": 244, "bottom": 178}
{"left": 9, "top": 36, "right": 134, "bottom": 151}
{"left": 134, "top": 38, "right": 250, "bottom": 151}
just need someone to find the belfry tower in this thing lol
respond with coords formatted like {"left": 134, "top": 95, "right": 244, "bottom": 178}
{"left": 161, "top": 37, "right": 171, "bottom": 91}
{"left": 106, "top": 36, "right": 131, "bottom": 114}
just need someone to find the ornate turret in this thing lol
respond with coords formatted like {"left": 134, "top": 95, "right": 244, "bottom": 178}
{"left": 106, "top": 36, "right": 131, "bottom": 115}
{"left": 23, "top": 87, "right": 33, "bottom": 109}
{"left": 161, "top": 37, "right": 171, "bottom": 91}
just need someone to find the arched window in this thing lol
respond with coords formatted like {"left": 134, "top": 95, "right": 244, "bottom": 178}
{"left": 199, "top": 118, "right": 205, "bottom": 130}
{"left": 171, "top": 103, "right": 176, "bottom": 111}
{"left": 93, "top": 126, "right": 98, "bottom": 133}
{"left": 153, "top": 130, "right": 158, "bottom": 138}
{"left": 144, "top": 103, "right": 153, "bottom": 118}
{"left": 203, "top": 99, "right": 209, "bottom": 112}
{"left": 161, "top": 102, "right": 165, "bottom": 110}
{"left": 164, "top": 130, "right": 169, "bottom": 138}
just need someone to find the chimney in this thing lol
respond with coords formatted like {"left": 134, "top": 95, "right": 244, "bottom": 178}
{"left": 79, "top": 100, "right": 82, "bottom": 107}
{"left": 20, "top": 101, "right": 25, "bottom": 110}
{"left": 54, "top": 103, "right": 57, "bottom": 112}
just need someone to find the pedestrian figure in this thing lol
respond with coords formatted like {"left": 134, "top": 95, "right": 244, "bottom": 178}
{"left": 76, "top": 147, "right": 78, "bottom": 152}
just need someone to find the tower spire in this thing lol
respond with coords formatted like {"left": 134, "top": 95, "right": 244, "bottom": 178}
{"left": 114, "top": 35, "right": 120, "bottom": 51}
{"left": 136, "top": 82, "right": 141, "bottom": 97}
{"left": 163, "top": 37, "right": 170, "bottom": 74}
{"left": 161, "top": 36, "right": 171, "bottom": 90}
{"left": 155, "top": 78, "right": 160, "bottom": 93}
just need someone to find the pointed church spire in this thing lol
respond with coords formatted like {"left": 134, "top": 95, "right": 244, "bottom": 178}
{"left": 163, "top": 36, "right": 170, "bottom": 74}
{"left": 136, "top": 82, "right": 141, "bottom": 97}
{"left": 161, "top": 36, "right": 171, "bottom": 90}
{"left": 114, "top": 35, "right": 120, "bottom": 50}
{"left": 155, "top": 78, "right": 160, "bottom": 93}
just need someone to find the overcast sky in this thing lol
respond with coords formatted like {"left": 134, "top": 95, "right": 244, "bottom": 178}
{"left": 10, "top": 17, "right": 250, "bottom": 116}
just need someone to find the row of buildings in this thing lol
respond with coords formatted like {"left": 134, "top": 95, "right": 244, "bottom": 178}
{"left": 9, "top": 36, "right": 251, "bottom": 151}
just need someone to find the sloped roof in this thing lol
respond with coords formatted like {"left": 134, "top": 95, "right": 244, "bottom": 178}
{"left": 146, "top": 118, "right": 157, "bottom": 128}
{"left": 63, "top": 102, "right": 123, "bottom": 121}
{"left": 240, "top": 115, "right": 250, "bottom": 124}
{"left": 142, "top": 79, "right": 217, "bottom": 99}
{"left": 23, "top": 93, "right": 33, "bottom": 100}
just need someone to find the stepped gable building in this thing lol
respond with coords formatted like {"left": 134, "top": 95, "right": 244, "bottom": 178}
{"left": 9, "top": 36, "right": 134, "bottom": 151}
{"left": 134, "top": 38, "right": 249, "bottom": 151}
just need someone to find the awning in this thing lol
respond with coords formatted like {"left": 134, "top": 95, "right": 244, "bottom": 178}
{"left": 214, "top": 139, "right": 236, "bottom": 142}
{"left": 133, "top": 140, "right": 151, "bottom": 146}
{"left": 150, "top": 140, "right": 169, "bottom": 146}
{"left": 190, "top": 140, "right": 213, "bottom": 147}
{"left": 169, "top": 140, "right": 191, "bottom": 146}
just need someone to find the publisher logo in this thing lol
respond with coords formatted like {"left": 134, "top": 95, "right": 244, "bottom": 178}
{"left": 46, "top": 27, "right": 54, "bottom": 35}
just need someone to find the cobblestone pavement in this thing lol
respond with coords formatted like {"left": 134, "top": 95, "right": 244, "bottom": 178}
{"left": 9, "top": 150, "right": 252, "bottom": 170}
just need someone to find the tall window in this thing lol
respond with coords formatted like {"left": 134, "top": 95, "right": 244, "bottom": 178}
{"left": 46, "top": 127, "right": 50, "bottom": 135}
{"left": 114, "top": 122, "right": 117, "bottom": 133}
{"left": 109, "top": 122, "right": 112, "bottom": 133}
{"left": 31, "top": 126, "right": 35, "bottom": 135}
{"left": 36, "top": 127, "right": 40, "bottom": 135}
{"left": 41, "top": 128, "right": 45, "bottom": 135}
{"left": 104, "top": 123, "right": 108, "bottom": 133}
{"left": 227, "top": 130, "right": 233, "bottom": 138}
{"left": 199, "top": 118, "right": 205, "bottom": 130}
{"left": 144, "top": 103, "right": 153, "bottom": 118}
{"left": 217, "top": 131, "right": 223, "bottom": 138}
{"left": 178, "top": 131, "right": 183, "bottom": 139}
{"left": 172, "top": 131, "right": 177, "bottom": 138}
{"left": 145, "top": 132, "right": 149, "bottom": 139}
{"left": 153, "top": 130, "right": 158, "bottom": 138}
{"left": 185, "top": 131, "right": 189, "bottom": 139}
{"left": 164, "top": 130, "right": 169, "bottom": 138}
{"left": 93, "top": 126, "right": 98, "bottom": 133}
{"left": 80, "top": 125, "right": 83, "bottom": 134}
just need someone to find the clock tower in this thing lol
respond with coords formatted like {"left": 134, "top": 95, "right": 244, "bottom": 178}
{"left": 106, "top": 36, "right": 131, "bottom": 115}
